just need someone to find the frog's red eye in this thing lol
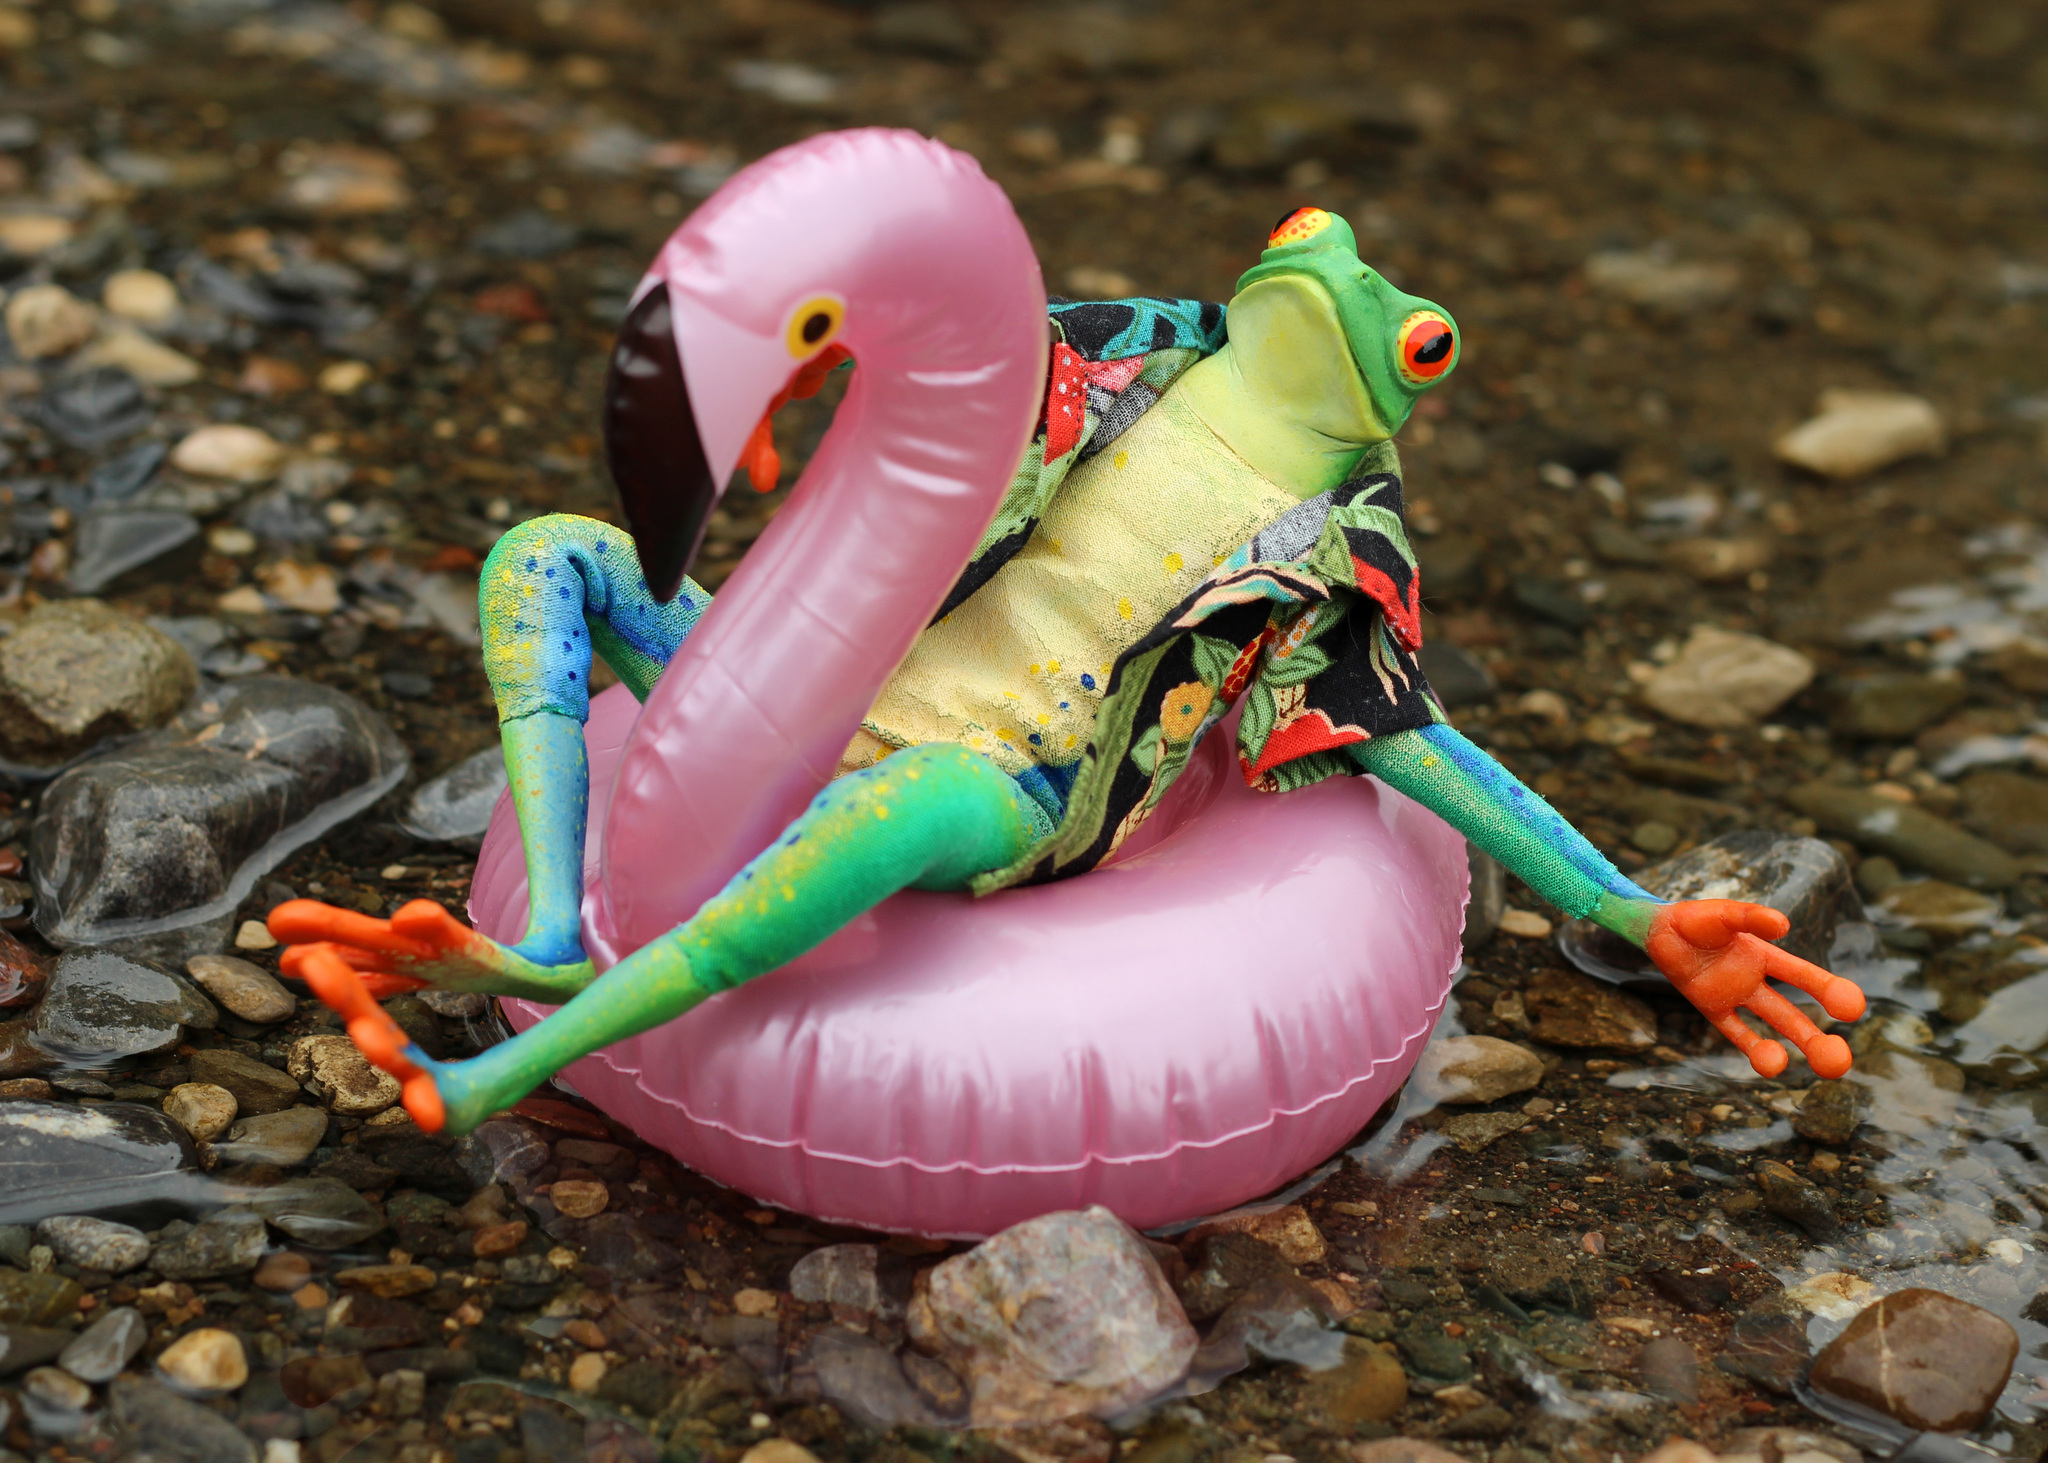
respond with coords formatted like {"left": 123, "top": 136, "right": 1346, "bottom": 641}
{"left": 1396, "top": 311, "right": 1455, "bottom": 385}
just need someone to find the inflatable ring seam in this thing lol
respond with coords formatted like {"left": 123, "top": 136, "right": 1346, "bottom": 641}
{"left": 522, "top": 984, "right": 1450, "bottom": 1177}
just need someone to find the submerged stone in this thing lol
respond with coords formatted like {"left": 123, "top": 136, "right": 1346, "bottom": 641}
{"left": 1786, "top": 784, "right": 2019, "bottom": 889}
{"left": 68, "top": 510, "right": 202, "bottom": 595}
{"left": 0, "top": 1100, "right": 195, "bottom": 1220}
{"left": 1808, "top": 1289, "right": 2015, "bottom": 1433}
{"left": 398, "top": 745, "right": 507, "bottom": 848}
{"left": 29, "top": 950, "right": 216, "bottom": 1064}
{"left": 33, "top": 367, "right": 150, "bottom": 451}
{"left": 31, "top": 677, "right": 408, "bottom": 951}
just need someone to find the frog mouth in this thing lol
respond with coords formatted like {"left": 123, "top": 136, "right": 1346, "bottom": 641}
{"left": 602, "top": 282, "right": 716, "bottom": 605}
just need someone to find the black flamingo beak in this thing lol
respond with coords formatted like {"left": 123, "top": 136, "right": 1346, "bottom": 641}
{"left": 603, "top": 284, "right": 719, "bottom": 604}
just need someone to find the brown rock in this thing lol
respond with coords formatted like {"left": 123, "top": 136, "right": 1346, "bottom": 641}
{"left": 0, "top": 601, "right": 196, "bottom": 768}
{"left": 334, "top": 1264, "right": 435, "bottom": 1298}
{"left": 1412, "top": 1035, "right": 1545, "bottom": 1104}
{"left": 1348, "top": 1441, "right": 1468, "bottom": 1463}
{"left": 1182, "top": 1204, "right": 1326, "bottom": 1264}
{"left": 252, "top": 1252, "right": 312, "bottom": 1292}
{"left": 184, "top": 956, "right": 296, "bottom": 1024}
{"left": 188, "top": 1048, "right": 302, "bottom": 1114}
{"left": 1307, "top": 1337, "right": 1408, "bottom": 1425}
{"left": 1523, "top": 968, "right": 1656, "bottom": 1049}
{"left": 549, "top": 1178, "right": 609, "bottom": 1218}
{"left": 237, "top": 357, "right": 308, "bottom": 395}
{"left": 287, "top": 1035, "right": 399, "bottom": 1114}
{"left": 1808, "top": 1288, "right": 2016, "bottom": 1433}
{"left": 155, "top": 1327, "right": 247, "bottom": 1397}
{"left": 471, "top": 1220, "right": 528, "bottom": 1257}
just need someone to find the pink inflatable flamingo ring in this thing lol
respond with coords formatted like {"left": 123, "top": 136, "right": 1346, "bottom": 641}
{"left": 270, "top": 130, "right": 1866, "bottom": 1237}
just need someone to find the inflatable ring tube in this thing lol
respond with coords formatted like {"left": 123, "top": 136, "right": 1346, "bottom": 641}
{"left": 471, "top": 683, "right": 1469, "bottom": 1238}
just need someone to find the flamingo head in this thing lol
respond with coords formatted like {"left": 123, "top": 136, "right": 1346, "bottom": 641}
{"left": 1234, "top": 206, "right": 1459, "bottom": 437}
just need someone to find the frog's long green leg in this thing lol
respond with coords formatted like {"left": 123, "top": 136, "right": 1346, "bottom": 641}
{"left": 325, "top": 743, "right": 1054, "bottom": 1134}
{"left": 272, "top": 514, "right": 708, "bottom": 995}
{"left": 1351, "top": 723, "right": 1865, "bottom": 1078}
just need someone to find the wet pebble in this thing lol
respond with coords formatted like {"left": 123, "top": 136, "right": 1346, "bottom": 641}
{"left": 0, "top": 599, "right": 195, "bottom": 769}
{"left": 156, "top": 1325, "right": 248, "bottom": 1397}
{"left": 1396, "top": 1327, "right": 1471, "bottom": 1381}
{"left": 1792, "top": 1080, "right": 1863, "bottom": 1145}
{"left": 4, "top": 285, "right": 96, "bottom": 360}
{"left": 548, "top": 1177, "right": 609, "bottom": 1218}
{"left": 1585, "top": 249, "right": 1739, "bottom": 310}
{"left": 0, "top": 1324, "right": 70, "bottom": 1376}
{"left": 29, "top": 950, "right": 216, "bottom": 1064}
{"left": 789, "top": 1243, "right": 886, "bottom": 1314}
{"left": 1639, "top": 627, "right": 1814, "bottom": 728}
{"left": 1753, "top": 1159, "right": 1840, "bottom": 1240}
{"left": 162, "top": 1081, "right": 237, "bottom": 1141}
{"left": 1830, "top": 672, "right": 1967, "bottom": 739}
{"left": 0, "top": 1271, "right": 82, "bottom": 1326}
{"left": 1441, "top": 1111, "right": 1524, "bottom": 1152}
{"left": 22, "top": 1364, "right": 92, "bottom": 1433}
{"left": 169, "top": 424, "right": 285, "bottom": 484}
{"left": 335, "top": 1263, "right": 434, "bottom": 1298}
{"left": 288, "top": 1034, "right": 398, "bottom": 1114}
{"left": 804, "top": 1327, "right": 948, "bottom": 1429}
{"left": 1876, "top": 879, "right": 2000, "bottom": 936}
{"left": 74, "top": 327, "right": 200, "bottom": 388}
{"left": 1523, "top": 967, "right": 1656, "bottom": 1049}
{"left": 109, "top": 1375, "right": 257, "bottom": 1463}
{"left": 36, "top": 367, "right": 151, "bottom": 450}
{"left": 254, "top": 1251, "right": 312, "bottom": 1292}
{"left": 908, "top": 1206, "right": 1196, "bottom": 1426}
{"left": 35, "top": 1215, "right": 148, "bottom": 1273}
{"left": 150, "top": 1209, "right": 266, "bottom": 1280}
{"left": 1350, "top": 1444, "right": 1465, "bottom": 1463}
{"left": 1808, "top": 1289, "right": 2015, "bottom": 1432}
{"left": 214, "top": 1105, "right": 327, "bottom": 1165}
{"left": 69, "top": 509, "right": 203, "bottom": 594}
{"left": 1774, "top": 389, "right": 1945, "bottom": 480}
{"left": 399, "top": 745, "right": 509, "bottom": 847}
{"left": 1786, "top": 783, "right": 2019, "bottom": 888}
{"left": 101, "top": 270, "right": 179, "bottom": 329}
{"left": 1957, "top": 768, "right": 2048, "bottom": 854}
{"left": 1306, "top": 1337, "right": 1407, "bottom": 1425}
{"left": 1413, "top": 1034, "right": 1544, "bottom": 1104}
{"left": 57, "top": 1305, "right": 145, "bottom": 1383}
{"left": 1637, "top": 1336, "right": 1700, "bottom": 1403}
{"left": 32, "top": 677, "right": 408, "bottom": 950}
{"left": 187, "top": 1049, "right": 300, "bottom": 1114}
{"left": 184, "top": 954, "right": 295, "bottom": 1023}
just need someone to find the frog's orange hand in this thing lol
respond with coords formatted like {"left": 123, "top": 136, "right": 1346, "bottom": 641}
{"left": 285, "top": 941, "right": 446, "bottom": 1130}
{"left": 1646, "top": 899, "right": 1867, "bottom": 1080}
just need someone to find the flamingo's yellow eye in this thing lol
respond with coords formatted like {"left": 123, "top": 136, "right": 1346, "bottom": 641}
{"left": 786, "top": 295, "right": 845, "bottom": 358}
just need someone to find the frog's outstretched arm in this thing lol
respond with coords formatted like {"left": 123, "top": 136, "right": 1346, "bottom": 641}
{"left": 1350, "top": 723, "right": 1866, "bottom": 1078}
{"left": 273, "top": 513, "right": 707, "bottom": 1000}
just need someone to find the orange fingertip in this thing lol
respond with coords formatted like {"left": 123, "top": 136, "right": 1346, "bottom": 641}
{"left": 403, "top": 1075, "right": 445, "bottom": 1132}
{"left": 1820, "top": 979, "right": 1867, "bottom": 1023}
{"left": 1747, "top": 1039, "right": 1790, "bottom": 1080}
{"left": 1806, "top": 1034, "right": 1853, "bottom": 1080}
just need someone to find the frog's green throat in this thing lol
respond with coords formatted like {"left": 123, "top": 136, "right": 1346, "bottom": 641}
{"left": 1234, "top": 206, "right": 1460, "bottom": 437}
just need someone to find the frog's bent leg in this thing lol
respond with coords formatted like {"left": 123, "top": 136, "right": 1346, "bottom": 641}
{"left": 304, "top": 742, "right": 1052, "bottom": 1134}
{"left": 1351, "top": 723, "right": 1866, "bottom": 1078}
{"left": 272, "top": 513, "right": 710, "bottom": 998}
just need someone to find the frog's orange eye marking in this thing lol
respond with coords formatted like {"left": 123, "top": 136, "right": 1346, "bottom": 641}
{"left": 785, "top": 295, "right": 845, "bottom": 358}
{"left": 1268, "top": 207, "right": 1333, "bottom": 248}
{"left": 1396, "top": 310, "right": 1456, "bottom": 385}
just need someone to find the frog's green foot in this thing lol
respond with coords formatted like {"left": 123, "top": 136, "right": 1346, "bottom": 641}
{"left": 288, "top": 943, "right": 517, "bottom": 1134}
{"left": 269, "top": 898, "right": 594, "bottom": 1004}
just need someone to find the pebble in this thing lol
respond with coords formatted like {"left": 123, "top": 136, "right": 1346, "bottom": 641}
{"left": 907, "top": 1206, "right": 1197, "bottom": 1426}
{"left": 1637, "top": 1336, "right": 1700, "bottom": 1403}
{"left": 1785, "top": 782, "right": 2020, "bottom": 889}
{"left": 109, "top": 1376, "right": 257, "bottom": 1463}
{"left": 549, "top": 1177, "right": 610, "bottom": 1218}
{"left": 319, "top": 360, "right": 372, "bottom": 394}
{"left": 280, "top": 143, "right": 411, "bottom": 216}
{"left": 29, "top": 950, "right": 217, "bottom": 1065}
{"left": 790, "top": 1243, "right": 887, "bottom": 1313}
{"left": 0, "top": 1323, "right": 71, "bottom": 1376}
{"left": 1808, "top": 1289, "right": 2016, "bottom": 1432}
{"left": 335, "top": 1263, "right": 435, "bottom": 1298}
{"left": 151, "top": 1209, "right": 267, "bottom": 1282}
{"left": 1958, "top": 769, "right": 2048, "bottom": 854}
{"left": 162, "top": 1082, "right": 238, "bottom": 1142}
{"left": 236, "top": 921, "right": 278, "bottom": 951}
{"left": 36, "top": 366, "right": 152, "bottom": 450}
{"left": 101, "top": 269, "right": 180, "bottom": 329}
{"left": 739, "top": 1443, "right": 821, "bottom": 1463}
{"left": 4, "top": 285, "right": 97, "bottom": 360}
{"left": 73, "top": 327, "right": 201, "bottom": 387}
{"left": 1182, "top": 1205, "right": 1326, "bottom": 1264}
{"left": 0, "top": 599, "right": 195, "bottom": 768}
{"left": 68, "top": 510, "right": 204, "bottom": 596}
{"left": 215, "top": 1105, "right": 327, "bottom": 1166}
{"left": 238, "top": 356, "right": 308, "bottom": 395}
{"left": 1440, "top": 1111, "right": 1524, "bottom": 1152}
{"left": 170, "top": 425, "right": 287, "bottom": 484}
{"left": 1413, "top": 1035, "right": 1545, "bottom": 1105}
{"left": 1306, "top": 1337, "right": 1408, "bottom": 1424}
{"left": 254, "top": 1252, "right": 313, "bottom": 1292}
{"left": 288, "top": 1034, "right": 401, "bottom": 1114}
{"left": 186, "top": 955, "right": 295, "bottom": 1023}
{"left": 1792, "top": 1080, "right": 1863, "bottom": 1145}
{"left": 187, "top": 1049, "right": 301, "bottom": 1114}
{"left": 90, "top": 442, "right": 169, "bottom": 504}
{"left": 399, "top": 745, "right": 510, "bottom": 847}
{"left": 57, "top": 1305, "right": 146, "bottom": 1383}
{"left": 258, "top": 560, "right": 341, "bottom": 615}
{"left": 35, "top": 1215, "right": 149, "bottom": 1273}
{"left": 23, "top": 1364, "right": 92, "bottom": 1431}
{"left": 155, "top": 1326, "right": 247, "bottom": 1397}
{"left": 0, "top": 1272, "right": 82, "bottom": 1326}
{"left": 31, "top": 677, "right": 409, "bottom": 951}
{"left": 1640, "top": 627, "right": 1815, "bottom": 728}
{"left": 472, "top": 1220, "right": 528, "bottom": 1257}
{"left": 1584, "top": 250, "right": 1740, "bottom": 311}
{"left": 1877, "top": 879, "right": 2000, "bottom": 936}
{"left": 1496, "top": 908, "right": 1551, "bottom": 939}
{"left": 1753, "top": 1159, "right": 1840, "bottom": 1241}
{"left": 1830, "top": 671, "right": 1967, "bottom": 739}
{"left": 1523, "top": 967, "right": 1656, "bottom": 1049}
{"left": 1774, "top": 389, "right": 1946, "bottom": 480}
{"left": 569, "top": 1351, "right": 608, "bottom": 1393}
{"left": 1349, "top": 1444, "right": 1466, "bottom": 1463}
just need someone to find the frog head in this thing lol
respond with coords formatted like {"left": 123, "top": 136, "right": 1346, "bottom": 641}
{"left": 1232, "top": 206, "right": 1458, "bottom": 439}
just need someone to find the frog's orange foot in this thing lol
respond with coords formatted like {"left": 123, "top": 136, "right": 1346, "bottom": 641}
{"left": 1646, "top": 898, "right": 1867, "bottom": 1081}
{"left": 288, "top": 942, "right": 447, "bottom": 1131}
{"left": 270, "top": 897, "right": 490, "bottom": 984}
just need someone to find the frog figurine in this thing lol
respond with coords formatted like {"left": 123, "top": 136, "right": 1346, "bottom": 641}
{"left": 271, "top": 202, "right": 1866, "bottom": 1137}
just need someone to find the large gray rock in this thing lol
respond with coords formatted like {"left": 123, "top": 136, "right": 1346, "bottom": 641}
{"left": 0, "top": 1101, "right": 197, "bottom": 1226}
{"left": 906, "top": 1206, "right": 1196, "bottom": 1426}
{"left": 28, "top": 950, "right": 216, "bottom": 1064}
{"left": 149, "top": 1209, "right": 265, "bottom": 1280}
{"left": 0, "top": 600, "right": 194, "bottom": 771}
{"left": 398, "top": 744, "right": 507, "bottom": 848}
{"left": 31, "top": 677, "right": 408, "bottom": 950}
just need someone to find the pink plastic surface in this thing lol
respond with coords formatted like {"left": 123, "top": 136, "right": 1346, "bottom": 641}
{"left": 475, "top": 687, "right": 1468, "bottom": 1237}
{"left": 587, "top": 130, "right": 1050, "bottom": 968}
{"left": 469, "top": 128, "right": 1471, "bottom": 1237}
